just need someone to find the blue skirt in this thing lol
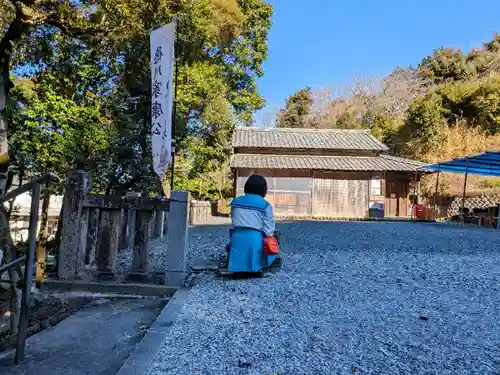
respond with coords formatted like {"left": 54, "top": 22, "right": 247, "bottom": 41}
{"left": 228, "top": 228, "right": 277, "bottom": 273}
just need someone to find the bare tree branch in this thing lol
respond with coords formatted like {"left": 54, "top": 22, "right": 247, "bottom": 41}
{"left": 307, "top": 69, "right": 433, "bottom": 129}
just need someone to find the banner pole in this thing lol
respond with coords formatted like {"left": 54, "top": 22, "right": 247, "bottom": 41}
{"left": 170, "top": 16, "right": 180, "bottom": 191}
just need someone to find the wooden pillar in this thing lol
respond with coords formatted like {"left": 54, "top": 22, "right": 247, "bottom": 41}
{"left": 232, "top": 168, "right": 237, "bottom": 198}
{"left": 58, "top": 171, "right": 91, "bottom": 280}
{"left": 460, "top": 160, "right": 469, "bottom": 226}
{"left": 433, "top": 169, "right": 440, "bottom": 220}
{"left": 411, "top": 170, "right": 418, "bottom": 220}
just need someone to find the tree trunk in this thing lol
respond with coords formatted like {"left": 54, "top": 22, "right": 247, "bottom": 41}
{"left": 0, "top": 37, "right": 18, "bottom": 335}
{"left": 54, "top": 202, "right": 64, "bottom": 256}
{"left": 1, "top": 6, "right": 42, "bottom": 335}
{"left": 36, "top": 196, "right": 51, "bottom": 283}
{"left": 38, "top": 196, "right": 50, "bottom": 242}
{"left": 0, "top": 57, "right": 10, "bottom": 179}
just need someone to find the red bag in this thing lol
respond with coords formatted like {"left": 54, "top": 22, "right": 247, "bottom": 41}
{"left": 263, "top": 236, "right": 280, "bottom": 256}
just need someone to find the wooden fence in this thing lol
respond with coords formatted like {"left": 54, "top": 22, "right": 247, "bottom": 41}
{"left": 55, "top": 171, "right": 189, "bottom": 287}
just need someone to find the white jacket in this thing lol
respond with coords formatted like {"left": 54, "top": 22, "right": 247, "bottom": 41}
{"left": 230, "top": 194, "right": 276, "bottom": 236}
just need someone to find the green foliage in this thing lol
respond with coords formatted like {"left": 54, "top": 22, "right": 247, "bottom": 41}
{"left": 173, "top": 136, "right": 233, "bottom": 200}
{"left": 403, "top": 92, "right": 447, "bottom": 154}
{"left": 479, "top": 178, "right": 500, "bottom": 189}
{"left": 418, "top": 48, "right": 475, "bottom": 83}
{"left": 7, "top": 76, "right": 112, "bottom": 194}
{"left": 370, "top": 113, "right": 401, "bottom": 143}
{"left": 397, "top": 73, "right": 500, "bottom": 157}
{"left": 95, "top": 0, "right": 272, "bottom": 196}
{"left": 276, "top": 87, "right": 313, "bottom": 128}
{"left": 0, "top": 1, "right": 14, "bottom": 36}
{"left": 335, "top": 109, "right": 364, "bottom": 129}
{"left": 386, "top": 34, "right": 500, "bottom": 160}
{"left": 2, "top": 0, "right": 273, "bottom": 200}
{"left": 469, "top": 75, "right": 500, "bottom": 132}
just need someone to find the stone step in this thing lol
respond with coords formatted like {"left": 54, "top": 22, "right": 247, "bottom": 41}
{"left": 191, "top": 259, "right": 220, "bottom": 272}
{"left": 217, "top": 268, "right": 233, "bottom": 276}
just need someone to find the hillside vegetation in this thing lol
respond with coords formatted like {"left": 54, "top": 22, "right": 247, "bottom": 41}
{"left": 277, "top": 34, "right": 500, "bottom": 196}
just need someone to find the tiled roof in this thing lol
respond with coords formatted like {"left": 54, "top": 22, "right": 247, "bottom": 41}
{"left": 232, "top": 127, "right": 389, "bottom": 151}
{"left": 230, "top": 154, "right": 424, "bottom": 172}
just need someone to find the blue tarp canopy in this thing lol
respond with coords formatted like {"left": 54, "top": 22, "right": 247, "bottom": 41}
{"left": 419, "top": 151, "right": 500, "bottom": 177}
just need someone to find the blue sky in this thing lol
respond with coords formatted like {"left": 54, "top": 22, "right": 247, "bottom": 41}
{"left": 254, "top": 0, "right": 500, "bottom": 126}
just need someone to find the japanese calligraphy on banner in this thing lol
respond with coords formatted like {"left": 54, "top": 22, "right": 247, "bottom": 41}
{"left": 150, "top": 22, "right": 175, "bottom": 179}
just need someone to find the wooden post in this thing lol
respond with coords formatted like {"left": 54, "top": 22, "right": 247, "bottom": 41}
{"left": 460, "top": 160, "right": 469, "bottom": 226}
{"left": 165, "top": 190, "right": 190, "bottom": 286}
{"left": 496, "top": 204, "right": 500, "bottom": 230}
{"left": 95, "top": 210, "right": 122, "bottom": 280}
{"left": 433, "top": 168, "right": 440, "bottom": 220}
{"left": 58, "top": 171, "right": 91, "bottom": 280}
{"left": 411, "top": 170, "right": 418, "bottom": 220}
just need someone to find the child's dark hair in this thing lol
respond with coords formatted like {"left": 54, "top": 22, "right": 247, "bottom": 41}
{"left": 244, "top": 175, "right": 268, "bottom": 197}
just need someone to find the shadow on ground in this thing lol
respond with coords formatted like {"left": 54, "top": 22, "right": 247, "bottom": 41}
{"left": 0, "top": 297, "right": 166, "bottom": 375}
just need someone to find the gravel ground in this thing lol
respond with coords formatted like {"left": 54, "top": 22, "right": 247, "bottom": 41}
{"left": 117, "top": 220, "right": 231, "bottom": 273}
{"left": 148, "top": 221, "right": 500, "bottom": 375}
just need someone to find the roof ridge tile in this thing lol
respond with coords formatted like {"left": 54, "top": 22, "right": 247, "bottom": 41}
{"left": 230, "top": 153, "right": 424, "bottom": 172}
{"left": 233, "top": 127, "right": 388, "bottom": 151}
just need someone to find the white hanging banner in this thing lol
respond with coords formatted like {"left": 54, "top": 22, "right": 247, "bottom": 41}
{"left": 150, "top": 22, "right": 176, "bottom": 179}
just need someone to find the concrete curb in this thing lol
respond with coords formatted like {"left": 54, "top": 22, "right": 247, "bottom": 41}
{"left": 115, "top": 287, "right": 191, "bottom": 375}
{"left": 40, "top": 280, "right": 177, "bottom": 297}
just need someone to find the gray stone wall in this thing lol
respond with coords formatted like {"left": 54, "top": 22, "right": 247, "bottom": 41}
{"left": 189, "top": 201, "right": 212, "bottom": 225}
{"left": 446, "top": 193, "right": 500, "bottom": 217}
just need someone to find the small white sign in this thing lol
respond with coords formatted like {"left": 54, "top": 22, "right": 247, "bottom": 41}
{"left": 370, "top": 177, "right": 381, "bottom": 196}
{"left": 150, "top": 22, "right": 176, "bottom": 179}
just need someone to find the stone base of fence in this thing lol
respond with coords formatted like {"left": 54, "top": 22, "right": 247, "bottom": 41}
{"left": 189, "top": 201, "right": 212, "bottom": 225}
{"left": 272, "top": 215, "right": 436, "bottom": 223}
{"left": 446, "top": 193, "right": 500, "bottom": 217}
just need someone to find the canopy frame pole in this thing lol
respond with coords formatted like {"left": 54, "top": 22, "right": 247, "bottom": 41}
{"left": 496, "top": 204, "right": 500, "bottom": 230}
{"left": 433, "top": 167, "right": 440, "bottom": 220}
{"left": 411, "top": 169, "right": 418, "bottom": 220}
{"left": 460, "top": 159, "right": 469, "bottom": 226}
